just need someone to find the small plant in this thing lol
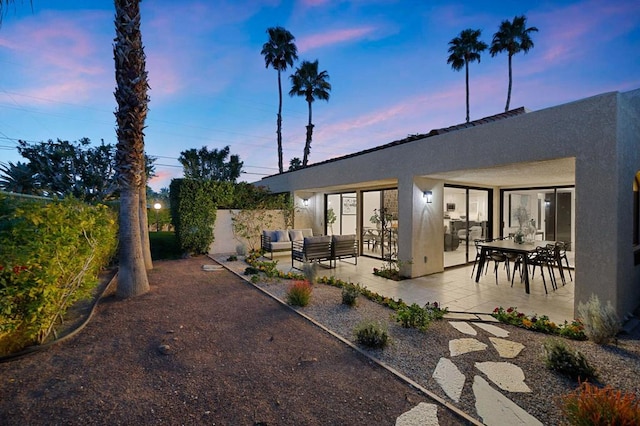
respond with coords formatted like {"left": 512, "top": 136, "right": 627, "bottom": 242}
{"left": 286, "top": 280, "right": 312, "bottom": 307}
{"left": 235, "top": 244, "right": 247, "bottom": 257}
{"left": 341, "top": 283, "right": 360, "bottom": 307}
{"left": 250, "top": 274, "right": 260, "bottom": 284}
{"left": 561, "top": 381, "right": 640, "bottom": 425}
{"left": 543, "top": 338, "right": 597, "bottom": 381}
{"left": 577, "top": 294, "right": 620, "bottom": 345}
{"left": 244, "top": 266, "right": 260, "bottom": 275}
{"left": 302, "top": 261, "right": 317, "bottom": 284}
{"left": 394, "top": 302, "right": 447, "bottom": 331}
{"left": 226, "top": 254, "right": 238, "bottom": 262}
{"left": 354, "top": 321, "right": 388, "bottom": 349}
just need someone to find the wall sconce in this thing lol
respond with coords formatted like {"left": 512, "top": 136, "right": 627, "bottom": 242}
{"left": 303, "top": 198, "right": 309, "bottom": 207}
{"left": 423, "top": 190, "right": 433, "bottom": 203}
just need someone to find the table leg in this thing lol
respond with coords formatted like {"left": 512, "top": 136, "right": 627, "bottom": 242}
{"left": 475, "top": 248, "right": 487, "bottom": 282}
{"left": 522, "top": 255, "right": 530, "bottom": 294}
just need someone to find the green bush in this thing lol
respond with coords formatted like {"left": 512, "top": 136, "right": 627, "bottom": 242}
{"left": 286, "top": 280, "right": 312, "bottom": 307}
{"left": 341, "top": 283, "right": 360, "bottom": 307}
{"left": 354, "top": 321, "right": 388, "bottom": 349}
{"left": 543, "top": 338, "right": 597, "bottom": 381}
{"left": 149, "top": 231, "right": 182, "bottom": 260}
{"left": 577, "top": 294, "right": 620, "bottom": 344}
{"left": 0, "top": 195, "right": 117, "bottom": 351}
{"left": 562, "top": 381, "right": 640, "bottom": 425}
{"left": 394, "top": 302, "right": 446, "bottom": 331}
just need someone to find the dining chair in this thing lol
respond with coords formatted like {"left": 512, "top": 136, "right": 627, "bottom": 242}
{"left": 489, "top": 249, "right": 509, "bottom": 285}
{"left": 528, "top": 245, "right": 557, "bottom": 294}
{"left": 555, "top": 241, "right": 573, "bottom": 284}
{"left": 470, "top": 239, "right": 488, "bottom": 278}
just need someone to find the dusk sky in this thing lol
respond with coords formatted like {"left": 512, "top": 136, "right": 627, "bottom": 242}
{"left": 0, "top": 0, "right": 638, "bottom": 191}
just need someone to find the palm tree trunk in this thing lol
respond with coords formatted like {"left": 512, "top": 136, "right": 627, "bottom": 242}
{"left": 139, "top": 184, "right": 153, "bottom": 270}
{"left": 118, "top": 189, "right": 149, "bottom": 297}
{"left": 465, "top": 61, "right": 470, "bottom": 123}
{"left": 277, "top": 70, "right": 284, "bottom": 174}
{"left": 506, "top": 54, "right": 513, "bottom": 112}
{"left": 114, "top": 0, "right": 150, "bottom": 298}
{"left": 302, "top": 101, "right": 313, "bottom": 166}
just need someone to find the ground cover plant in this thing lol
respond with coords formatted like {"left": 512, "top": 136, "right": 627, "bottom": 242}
{"left": 543, "top": 338, "right": 598, "bottom": 381}
{"left": 354, "top": 320, "right": 388, "bottom": 349}
{"left": 493, "top": 306, "right": 587, "bottom": 340}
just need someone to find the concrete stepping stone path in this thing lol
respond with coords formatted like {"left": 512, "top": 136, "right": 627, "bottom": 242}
{"left": 449, "top": 338, "right": 488, "bottom": 356}
{"left": 448, "top": 321, "right": 477, "bottom": 336}
{"left": 473, "top": 376, "right": 542, "bottom": 425}
{"left": 474, "top": 322, "right": 510, "bottom": 337}
{"left": 489, "top": 337, "right": 524, "bottom": 358}
{"left": 475, "top": 361, "right": 531, "bottom": 392}
{"left": 396, "top": 402, "right": 439, "bottom": 426}
{"left": 432, "top": 357, "right": 465, "bottom": 402}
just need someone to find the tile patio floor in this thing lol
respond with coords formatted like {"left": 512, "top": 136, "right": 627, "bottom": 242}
{"left": 269, "top": 253, "right": 575, "bottom": 325}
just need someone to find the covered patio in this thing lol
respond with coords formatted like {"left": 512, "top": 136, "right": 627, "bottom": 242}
{"left": 267, "top": 253, "right": 575, "bottom": 325}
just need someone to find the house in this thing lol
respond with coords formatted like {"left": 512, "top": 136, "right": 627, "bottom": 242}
{"left": 257, "top": 89, "right": 640, "bottom": 320}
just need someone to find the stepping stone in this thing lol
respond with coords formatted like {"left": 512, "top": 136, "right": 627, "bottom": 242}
{"left": 490, "top": 337, "right": 524, "bottom": 358}
{"left": 432, "top": 357, "right": 465, "bottom": 402}
{"left": 476, "top": 313, "right": 500, "bottom": 322}
{"left": 475, "top": 361, "right": 531, "bottom": 393}
{"left": 473, "top": 376, "right": 542, "bottom": 425}
{"left": 474, "top": 322, "right": 510, "bottom": 337}
{"left": 448, "top": 321, "right": 477, "bottom": 335}
{"left": 396, "top": 402, "right": 439, "bottom": 426}
{"left": 444, "top": 312, "right": 479, "bottom": 321}
{"left": 449, "top": 338, "right": 487, "bottom": 356}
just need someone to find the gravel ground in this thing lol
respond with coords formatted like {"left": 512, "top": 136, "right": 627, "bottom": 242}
{"left": 238, "top": 262, "right": 640, "bottom": 425}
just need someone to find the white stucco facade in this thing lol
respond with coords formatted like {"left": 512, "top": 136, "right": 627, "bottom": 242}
{"left": 257, "top": 89, "right": 640, "bottom": 319}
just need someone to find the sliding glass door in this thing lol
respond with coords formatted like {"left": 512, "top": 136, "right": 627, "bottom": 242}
{"left": 362, "top": 188, "right": 398, "bottom": 260}
{"left": 444, "top": 186, "right": 491, "bottom": 268}
{"left": 325, "top": 193, "right": 357, "bottom": 236}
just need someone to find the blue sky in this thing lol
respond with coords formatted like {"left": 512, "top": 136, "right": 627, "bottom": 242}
{"left": 0, "top": 0, "right": 638, "bottom": 191}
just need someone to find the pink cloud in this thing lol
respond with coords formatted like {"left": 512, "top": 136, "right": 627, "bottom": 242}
{"left": 297, "top": 27, "right": 376, "bottom": 52}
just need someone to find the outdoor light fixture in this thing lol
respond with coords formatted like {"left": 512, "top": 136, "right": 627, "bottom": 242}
{"left": 303, "top": 198, "right": 309, "bottom": 207}
{"left": 153, "top": 202, "right": 162, "bottom": 232}
{"left": 423, "top": 190, "right": 433, "bottom": 203}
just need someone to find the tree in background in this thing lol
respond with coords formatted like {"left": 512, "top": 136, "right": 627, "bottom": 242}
{"left": 178, "top": 145, "right": 243, "bottom": 182}
{"left": 0, "top": 138, "right": 155, "bottom": 202}
{"left": 289, "top": 59, "right": 331, "bottom": 167}
{"left": 113, "top": 0, "right": 151, "bottom": 297}
{"left": 261, "top": 26, "right": 298, "bottom": 174}
{"left": 288, "top": 157, "right": 302, "bottom": 171}
{"left": 447, "top": 29, "right": 487, "bottom": 123}
{"left": 490, "top": 15, "right": 538, "bottom": 112}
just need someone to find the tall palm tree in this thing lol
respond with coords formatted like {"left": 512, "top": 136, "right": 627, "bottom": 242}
{"left": 289, "top": 60, "right": 331, "bottom": 167}
{"left": 447, "top": 29, "right": 487, "bottom": 123}
{"left": 261, "top": 26, "right": 298, "bottom": 174}
{"left": 490, "top": 15, "right": 538, "bottom": 112}
{"left": 0, "top": 161, "right": 40, "bottom": 194}
{"left": 114, "top": 0, "right": 151, "bottom": 297}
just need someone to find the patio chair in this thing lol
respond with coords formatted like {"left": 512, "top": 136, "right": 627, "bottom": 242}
{"left": 527, "top": 245, "right": 557, "bottom": 294}
{"left": 470, "top": 239, "right": 490, "bottom": 278}
{"left": 555, "top": 241, "right": 573, "bottom": 284}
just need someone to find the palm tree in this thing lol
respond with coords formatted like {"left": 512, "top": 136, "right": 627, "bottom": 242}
{"left": 0, "top": 161, "right": 40, "bottom": 194}
{"left": 289, "top": 60, "right": 331, "bottom": 167}
{"left": 447, "top": 29, "right": 488, "bottom": 123}
{"left": 490, "top": 15, "right": 538, "bottom": 112}
{"left": 261, "top": 27, "right": 298, "bottom": 174}
{"left": 114, "top": 0, "right": 151, "bottom": 297}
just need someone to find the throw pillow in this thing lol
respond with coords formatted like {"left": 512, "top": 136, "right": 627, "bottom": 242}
{"left": 289, "top": 230, "right": 304, "bottom": 241}
{"left": 275, "top": 230, "right": 290, "bottom": 242}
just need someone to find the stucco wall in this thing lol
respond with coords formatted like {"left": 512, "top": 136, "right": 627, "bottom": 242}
{"left": 257, "top": 89, "right": 640, "bottom": 318}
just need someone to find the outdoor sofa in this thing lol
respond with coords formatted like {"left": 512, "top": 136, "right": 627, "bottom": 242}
{"left": 261, "top": 228, "right": 313, "bottom": 259}
{"left": 291, "top": 234, "right": 358, "bottom": 270}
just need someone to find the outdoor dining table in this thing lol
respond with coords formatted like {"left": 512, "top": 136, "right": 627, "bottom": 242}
{"left": 475, "top": 239, "right": 558, "bottom": 294}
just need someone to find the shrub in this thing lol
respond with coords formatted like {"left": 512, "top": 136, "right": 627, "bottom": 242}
{"left": 577, "top": 294, "right": 620, "bottom": 345}
{"left": 286, "top": 280, "right": 312, "bottom": 307}
{"left": 543, "top": 338, "right": 597, "bottom": 381}
{"left": 394, "top": 302, "right": 446, "bottom": 331}
{"left": 562, "top": 381, "right": 640, "bottom": 425}
{"left": 341, "top": 283, "right": 360, "bottom": 307}
{"left": 0, "top": 196, "right": 117, "bottom": 351}
{"left": 354, "top": 321, "right": 388, "bottom": 349}
{"left": 302, "top": 261, "right": 317, "bottom": 284}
